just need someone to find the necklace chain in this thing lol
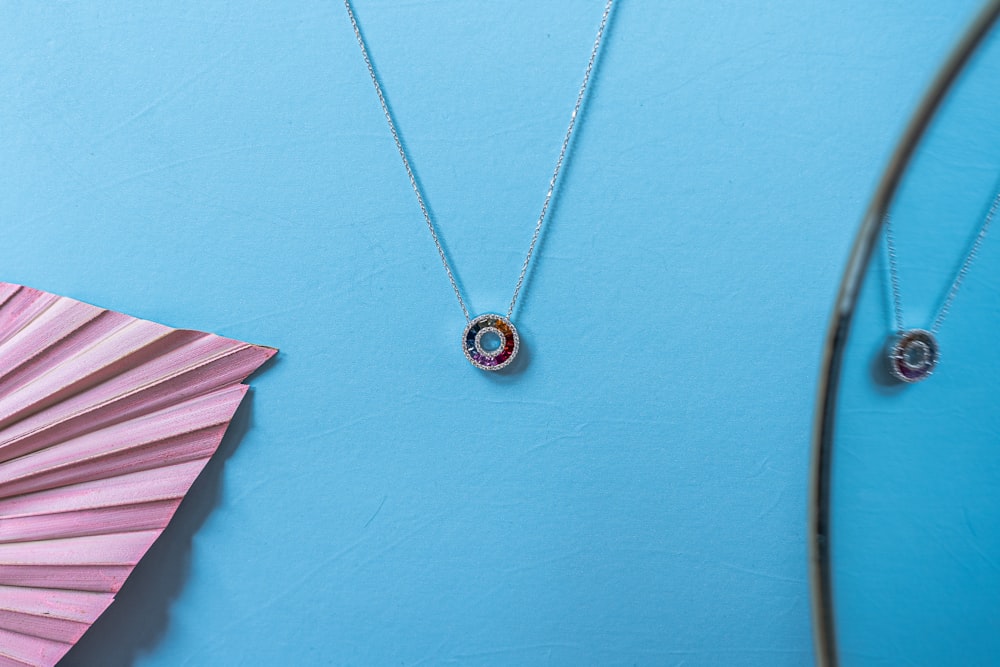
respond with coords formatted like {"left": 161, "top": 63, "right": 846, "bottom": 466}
{"left": 344, "top": 0, "right": 614, "bottom": 322}
{"left": 885, "top": 188, "right": 1000, "bottom": 335}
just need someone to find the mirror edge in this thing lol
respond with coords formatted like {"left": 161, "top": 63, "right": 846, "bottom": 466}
{"left": 808, "top": 2, "right": 1000, "bottom": 665}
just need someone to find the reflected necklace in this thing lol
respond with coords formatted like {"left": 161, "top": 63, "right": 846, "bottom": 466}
{"left": 344, "top": 0, "right": 613, "bottom": 371}
{"left": 884, "top": 189, "right": 1000, "bottom": 382}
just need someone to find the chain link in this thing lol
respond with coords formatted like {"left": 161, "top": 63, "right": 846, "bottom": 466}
{"left": 884, "top": 214, "right": 906, "bottom": 334}
{"left": 344, "top": 0, "right": 614, "bottom": 322}
{"left": 885, "top": 189, "right": 1000, "bottom": 334}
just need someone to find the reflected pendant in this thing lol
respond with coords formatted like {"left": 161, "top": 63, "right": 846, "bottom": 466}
{"left": 888, "top": 328, "right": 938, "bottom": 383}
{"left": 463, "top": 313, "right": 519, "bottom": 371}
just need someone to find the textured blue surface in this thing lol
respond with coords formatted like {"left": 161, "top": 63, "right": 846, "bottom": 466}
{"left": 0, "top": 1, "right": 984, "bottom": 665}
{"left": 831, "top": 19, "right": 1000, "bottom": 667}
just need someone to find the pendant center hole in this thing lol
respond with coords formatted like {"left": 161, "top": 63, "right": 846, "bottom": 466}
{"left": 480, "top": 330, "right": 502, "bottom": 353}
{"left": 903, "top": 341, "right": 930, "bottom": 369}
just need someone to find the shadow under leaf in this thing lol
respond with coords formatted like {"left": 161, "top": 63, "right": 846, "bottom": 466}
{"left": 61, "top": 392, "right": 257, "bottom": 667}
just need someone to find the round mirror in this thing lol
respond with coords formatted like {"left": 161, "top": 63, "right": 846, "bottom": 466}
{"left": 812, "top": 2, "right": 1000, "bottom": 665}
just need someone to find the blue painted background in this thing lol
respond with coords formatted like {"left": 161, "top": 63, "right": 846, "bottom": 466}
{"left": 831, "top": 18, "right": 1000, "bottom": 667}
{"left": 0, "top": 1, "right": 985, "bottom": 665}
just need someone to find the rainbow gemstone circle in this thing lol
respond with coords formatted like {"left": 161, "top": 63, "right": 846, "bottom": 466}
{"left": 462, "top": 314, "right": 519, "bottom": 371}
{"left": 888, "top": 329, "right": 939, "bottom": 383}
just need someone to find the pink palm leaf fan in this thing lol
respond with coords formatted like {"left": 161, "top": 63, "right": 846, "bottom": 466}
{"left": 0, "top": 283, "right": 275, "bottom": 667}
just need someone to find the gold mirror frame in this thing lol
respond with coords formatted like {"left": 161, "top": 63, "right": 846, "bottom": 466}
{"left": 808, "top": 2, "right": 1000, "bottom": 665}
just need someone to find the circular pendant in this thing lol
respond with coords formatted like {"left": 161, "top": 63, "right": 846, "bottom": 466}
{"left": 888, "top": 329, "right": 939, "bottom": 383}
{"left": 462, "top": 314, "right": 519, "bottom": 371}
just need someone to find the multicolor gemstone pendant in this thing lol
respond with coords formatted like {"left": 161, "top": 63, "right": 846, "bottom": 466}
{"left": 888, "top": 329, "right": 939, "bottom": 383}
{"left": 463, "top": 313, "right": 519, "bottom": 371}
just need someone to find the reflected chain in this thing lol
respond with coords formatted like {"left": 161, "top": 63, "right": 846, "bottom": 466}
{"left": 344, "top": 0, "right": 614, "bottom": 322}
{"left": 884, "top": 214, "right": 906, "bottom": 333}
{"left": 885, "top": 189, "right": 1000, "bottom": 334}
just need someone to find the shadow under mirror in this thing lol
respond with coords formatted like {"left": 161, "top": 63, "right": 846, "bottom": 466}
{"left": 812, "top": 2, "right": 1000, "bottom": 665}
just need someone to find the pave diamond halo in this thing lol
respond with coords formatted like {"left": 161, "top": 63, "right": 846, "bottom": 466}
{"left": 888, "top": 329, "right": 939, "bottom": 383}
{"left": 463, "top": 314, "right": 520, "bottom": 371}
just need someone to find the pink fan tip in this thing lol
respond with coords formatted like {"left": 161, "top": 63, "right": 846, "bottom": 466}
{"left": 0, "top": 283, "right": 275, "bottom": 667}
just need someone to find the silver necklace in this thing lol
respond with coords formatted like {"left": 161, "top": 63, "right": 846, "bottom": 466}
{"left": 344, "top": 0, "right": 614, "bottom": 371}
{"left": 884, "top": 189, "right": 1000, "bottom": 382}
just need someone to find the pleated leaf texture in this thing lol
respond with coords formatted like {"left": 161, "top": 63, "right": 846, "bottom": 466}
{"left": 0, "top": 283, "right": 275, "bottom": 667}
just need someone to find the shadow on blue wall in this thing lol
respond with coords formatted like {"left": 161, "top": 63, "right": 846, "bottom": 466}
{"left": 60, "top": 386, "right": 262, "bottom": 666}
